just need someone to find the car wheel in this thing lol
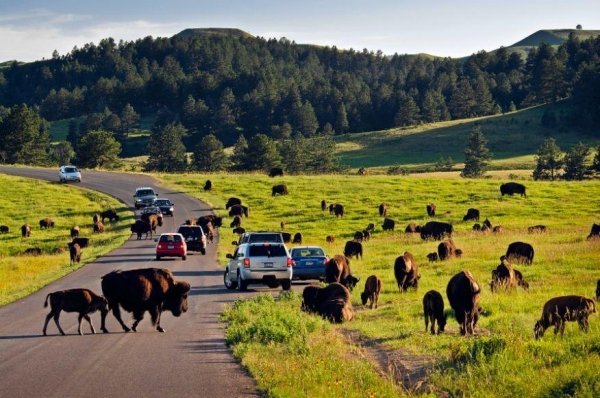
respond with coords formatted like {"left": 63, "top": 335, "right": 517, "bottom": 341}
{"left": 224, "top": 269, "right": 237, "bottom": 290}
{"left": 281, "top": 280, "right": 292, "bottom": 291}
{"left": 237, "top": 272, "right": 248, "bottom": 291}
{"left": 156, "top": 255, "right": 161, "bottom": 261}
{"left": 182, "top": 255, "right": 187, "bottom": 261}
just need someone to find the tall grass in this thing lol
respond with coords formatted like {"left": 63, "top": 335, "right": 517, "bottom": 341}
{"left": 159, "top": 172, "right": 600, "bottom": 397}
{"left": 0, "top": 175, "right": 133, "bottom": 305}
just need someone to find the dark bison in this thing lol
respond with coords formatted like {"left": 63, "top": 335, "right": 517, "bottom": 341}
{"left": 225, "top": 197, "right": 242, "bottom": 209}
{"left": 500, "top": 182, "right": 527, "bottom": 197}
{"left": 394, "top": 252, "right": 420, "bottom": 292}
{"left": 0, "top": 225, "right": 9, "bottom": 234}
{"left": 358, "top": 167, "right": 368, "bottom": 175}
{"left": 70, "top": 226, "right": 80, "bottom": 238}
{"left": 269, "top": 167, "right": 284, "bottom": 177}
{"left": 321, "top": 199, "right": 327, "bottom": 212}
{"left": 378, "top": 203, "right": 388, "bottom": 217}
{"left": 472, "top": 223, "right": 482, "bottom": 232}
{"left": 528, "top": 225, "right": 547, "bottom": 234}
{"left": 490, "top": 256, "right": 518, "bottom": 292}
{"left": 203, "top": 180, "right": 212, "bottom": 191}
{"left": 361, "top": 275, "right": 382, "bottom": 309}
{"left": 93, "top": 221, "right": 105, "bottom": 234}
{"left": 100, "top": 209, "right": 119, "bottom": 223}
{"left": 462, "top": 208, "right": 480, "bottom": 222}
{"left": 230, "top": 215, "right": 242, "bottom": 228}
{"left": 405, "top": 223, "right": 421, "bottom": 233}
{"left": 101, "top": 268, "right": 191, "bottom": 333}
{"left": 365, "top": 223, "right": 375, "bottom": 232}
{"left": 382, "top": 218, "right": 395, "bottom": 231}
{"left": 228, "top": 204, "right": 249, "bottom": 218}
{"left": 72, "top": 237, "right": 90, "bottom": 248}
{"left": 131, "top": 220, "right": 152, "bottom": 240}
{"left": 423, "top": 290, "right": 447, "bottom": 335}
{"left": 426, "top": 203, "right": 436, "bottom": 217}
{"left": 534, "top": 295, "right": 596, "bottom": 339}
{"left": 292, "top": 232, "right": 303, "bottom": 244}
{"left": 272, "top": 184, "right": 288, "bottom": 196}
{"left": 446, "top": 270, "right": 481, "bottom": 335}
{"left": 344, "top": 241, "right": 363, "bottom": 260}
{"left": 438, "top": 240, "right": 460, "bottom": 261}
{"left": 280, "top": 221, "right": 285, "bottom": 231}
{"left": 586, "top": 224, "right": 600, "bottom": 240}
{"left": 68, "top": 242, "right": 81, "bottom": 265}
{"left": 353, "top": 231, "right": 364, "bottom": 242}
{"left": 39, "top": 218, "right": 55, "bottom": 229}
{"left": 301, "top": 283, "right": 354, "bottom": 323}
{"left": 506, "top": 241, "right": 534, "bottom": 265}
{"left": 482, "top": 218, "right": 492, "bottom": 229}
{"left": 197, "top": 215, "right": 223, "bottom": 229}
{"left": 362, "top": 229, "right": 371, "bottom": 241}
{"left": 281, "top": 232, "right": 292, "bottom": 243}
{"left": 326, "top": 235, "right": 335, "bottom": 243}
{"left": 427, "top": 252, "right": 438, "bottom": 262}
{"left": 21, "top": 223, "right": 31, "bottom": 238}
{"left": 325, "top": 255, "right": 359, "bottom": 291}
{"left": 420, "top": 221, "right": 453, "bottom": 241}
{"left": 232, "top": 227, "right": 246, "bottom": 235}
{"left": 332, "top": 204, "right": 344, "bottom": 217}
{"left": 43, "top": 288, "right": 108, "bottom": 336}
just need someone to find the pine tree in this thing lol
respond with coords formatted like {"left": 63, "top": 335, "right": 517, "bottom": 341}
{"left": 119, "top": 103, "right": 140, "bottom": 138}
{"left": 393, "top": 95, "right": 420, "bottom": 126}
{"left": 278, "top": 133, "right": 308, "bottom": 174}
{"left": 192, "top": 134, "right": 228, "bottom": 171}
{"left": 231, "top": 134, "right": 249, "bottom": 171}
{"left": 49, "top": 141, "right": 76, "bottom": 166}
{"left": 532, "top": 138, "right": 563, "bottom": 180}
{"left": 145, "top": 123, "right": 188, "bottom": 171}
{"left": 461, "top": 126, "right": 492, "bottom": 178}
{"left": 293, "top": 101, "right": 319, "bottom": 136}
{"left": 66, "top": 119, "right": 79, "bottom": 149}
{"left": 76, "top": 130, "right": 121, "bottom": 169}
{"left": 563, "top": 142, "right": 590, "bottom": 180}
{"left": 590, "top": 145, "right": 600, "bottom": 175}
{"left": 335, "top": 103, "right": 349, "bottom": 134}
{"left": 0, "top": 104, "right": 50, "bottom": 165}
{"left": 242, "top": 134, "right": 281, "bottom": 171}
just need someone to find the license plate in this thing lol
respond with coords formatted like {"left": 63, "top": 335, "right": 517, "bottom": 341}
{"left": 168, "top": 245, "right": 174, "bottom": 249}
{"left": 305, "top": 261, "right": 314, "bottom": 266}
{"left": 264, "top": 262, "right": 273, "bottom": 267}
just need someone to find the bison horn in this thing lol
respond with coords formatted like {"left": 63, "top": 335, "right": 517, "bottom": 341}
{"left": 175, "top": 281, "right": 191, "bottom": 294}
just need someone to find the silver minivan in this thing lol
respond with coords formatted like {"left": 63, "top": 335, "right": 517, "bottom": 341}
{"left": 224, "top": 242, "right": 293, "bottom": 291}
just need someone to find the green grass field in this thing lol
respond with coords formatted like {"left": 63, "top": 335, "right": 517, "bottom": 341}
{"left": 0, "top": 174, "right": 133, "bottom": 305}
{"left": 158, "top": 172, "right": 600, "bottom": 397}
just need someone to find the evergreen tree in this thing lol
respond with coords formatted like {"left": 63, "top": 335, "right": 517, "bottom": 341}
{"left": 231, "top": 134, "right": 249, "bottom": 171}
{"left": 192, "top": 134, "right": 228, "bottom": 171}
{"left": 278, "top": 133, "right": 309, "bottom": 174}
{"left": 66, "top": 119, "right": 79, "bottom": 149}
{"left": 304, "top": 135, "right": 340, "bottom": 172}
{"left": 449, "top": 79, "right": 476, "bottom": 119}
{"left": 532, "top": 138, "right": 563, "bottom": 180}
{"left": 472, "top": 77, "right": 494, "bottom": 115}
{"left": 119, "top": 103, "right": 140, "bottom": 138}
{"left": 242, "top": 133, "right": 281, "bottom": 171}
{"left": 145, "top": 123, "right": 188, "bottom": 171}
{"left": 393, "top": 95, "right": 420, "bottom": 126}
{"left": 77, "top": 130, "right": 121, "bottom": 169}
{"left": 563, "top": 142, "right": 590, "bottom": 180}
{"left": 293, "top": 101, "right": 319, "bottom": 136}
{"left": 335, "top": 103, "right": 349, "bottom": 134}
{"left": 590, "top": 145, "right": 600, "bottom": 175}
{"left": 0, "top": 104, "right": 50, "bottom": 165}
{"left": 461, "top": 126, "right": 492, "bottom": 178}
{"left": 49, "top": 141, "right": 76, "bottom": 166}
{"left": 421, "top": 90, "right": 448, "bottom": 123}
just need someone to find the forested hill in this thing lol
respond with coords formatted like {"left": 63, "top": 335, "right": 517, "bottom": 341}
{"left": 0, "top": 28, "right": 599, "bottom": 147}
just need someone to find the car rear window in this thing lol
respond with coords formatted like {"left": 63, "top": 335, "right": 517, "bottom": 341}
{"left": 247, "top": 234, "right": 282, "bottom": 243}
{"left": 249, "top": 245, "right": 287, "bottom": 257}
{"left": 177, "top": 226, "right": 204, "bottom": 238}
{"left": 160, "top": 235, "right": 182, "bottom": 243}
{"left": 292, "top": 248, "right": 324, "bottom": 257}
{"left": 136, "top": 189, "right": 155, "bottom": 196}
{"left": 64, "top": 167, "right": 78, "bottom": 173}
{"left": 155, "top": 199, "right": 171, "bottom": 206}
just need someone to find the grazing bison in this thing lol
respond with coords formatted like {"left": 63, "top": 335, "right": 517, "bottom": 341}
{"left": 72, "top": 237, "right": 90, "bottom": 248}
{"left": 225, "top": 197, "right": 242, "bottom": 209}
{"left": 427, "top": 252, "right": 438, "bottom": 262}
{"left": 587, "top": 224, "right": 600, "bottom": 240}
{"left": 325, "top": 255, "right": 359, "bottom": 291}
{"left": 131, "top": 220, "right": 152, "bottom": 240}
{"left": 490, "top": 256, "right": 516, "bottom": 292}
{"left": 100, "top": 209, "right": 119, "bottom": 223}
{"left": 426, "top": 203, "right": 436, "bottom": 217}
{"left": 534, "top": 295, "right": 596, "bottom": 339}
{"left": 93, "top": 213, "right": 100, "bottom": 224}
{"left": 353, "top": 231, "right": 364, "bottom": 242}
{"left": 394, "top": 252, "right": 420, "bottom": 292}
{"left": 0, "top": 225, "right": 9, "bottom": 234}
{"left": 68, "top": 242, "right": 81, "bottom": 265}
{"left": 472, "top": 223, "right": 482, "bottom": 232}
{"left": 281, "top": 232, "right": 292, "bottom": 243}
{"left": 500, "top": 182, "right": 527, "bottom": 197}
{"left": 420, "top": 221, "right": 453, "bottom": 241}
{"left": 361, "top": 275, "right": 382, "bottom": 309}
{"left": 269, "top": 167, "right": 284, "bottom": 177}
{"left": 203, "top": 180, "right": 212, "bottom": 191}
{"left": 228, "top": 204, "right": 249, "bottom": 218}
{"left": 101, "top": 268, "right": 191, "bottom": 333}
{"left": 462, "top": 208, "right": 480, "bottom": 222}
{"left": 321, "top": 199, "right": 327, "bottom": 212}
{"left": 70, "top": 226, "right": 80, "bottom": 238}
{"left": 232, "top": 227, "right": 246, "bottom": 235}
{"left": 362, "top": 229, "right": 371, "bottom": 241}
{"left": 301, "top": 283, "right": 354, "bottom": 323}
{"left": 230, "top": 215, "right": 242, "bottom": 228}
{"left": 332, "top": 204, "right": 344, "bottom": 217}
{"left": 438, "top": 240, "right": 459, "bottom": 261}
{"left": 493, "top": 225, "right": 503, "bottom": 234}
{"left": 197, "top": 215, "right": 223, "bottom": 229}
{"left": 43, "top": 288, "right": 108, "bottom": 336}
{"left": 405, "top": 223, "right": 421, "bottom": 233}
{"left": 23, "top": 247, "right": 43, "bottom": 256}
{"left": 382, "top": 218, "right": 395, "bottom": 231}
{"left": 292, "top": 232, "right": 303, "bottom": 244}
{"left": 93, "top": 221, "right": 105, "bottom": 234}
{"left": 344, "top": 241, "right": 363, "bottom": 260}
{"left": 482, "top": 218, "right": 492, "bottom": 230}
{"left": 21, "top": 223, "right": 31, "bottom": 238}
{"left": 358, "top": 167, "right": 368, "bottom": 175}
{"left": 446, "top": 270, "right": 481, "bottom": 335}
{"left": 423, "top": 290, "right": 447, "bottom": 335}
{"left": 272, "top": 184, "right": 288, "bottom": 196}
{"left": 326, "top": 235, "right": 335, "bottom": 243}
{"left": 378, "top": 203, "right": 388, "bottom": 217}
{"left": 528, "top": 225, "right": 547, "bottom": 234}
{"left": 506, "top": 242, "right": 534, "bottom": 265}
{"left": 39, "top": 218, "right": 55, "bottom": 229}
{"left": 365, "top": 223, "right": 375, "bottom": 232}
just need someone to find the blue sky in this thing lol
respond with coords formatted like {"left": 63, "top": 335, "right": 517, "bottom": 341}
{"left": 0, "top": 0, "right": 598, "bottom": 62}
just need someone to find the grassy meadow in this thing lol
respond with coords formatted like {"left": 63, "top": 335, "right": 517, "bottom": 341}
{"left": 159, "top": 172, "right": 600, "bottom": 397}
{"left": 0, "top": 174, "right": 133, "bottom": 305}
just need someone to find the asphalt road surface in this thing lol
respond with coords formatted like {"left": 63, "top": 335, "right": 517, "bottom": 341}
{"left": 0, "top": 167, "right": 260, "bottom": 398}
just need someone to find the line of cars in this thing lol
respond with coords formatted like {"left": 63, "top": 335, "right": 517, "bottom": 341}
{"left": 224, "top": 232, "right": 329, "bottom": 291}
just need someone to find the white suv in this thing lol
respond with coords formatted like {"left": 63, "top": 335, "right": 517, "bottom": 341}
{"left": 224, "top": 242, "right": 293, "bottom": 291}
{"left": 59, "top": 165, "right": 81, "bottom": 183}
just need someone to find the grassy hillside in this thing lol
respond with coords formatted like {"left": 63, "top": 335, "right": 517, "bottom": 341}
{"left": 336, "top": 102, "right": 599, "bottom": 172}
{"left": 158, "top": 172, "right": 600, "bottom": 397}
{"left": 0, "top": 174, "right": 133, "bottom": 305}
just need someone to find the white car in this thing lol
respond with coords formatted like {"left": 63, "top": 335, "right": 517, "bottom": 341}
{"left": 59, "top": 165, "right": 81, "bottom": 183}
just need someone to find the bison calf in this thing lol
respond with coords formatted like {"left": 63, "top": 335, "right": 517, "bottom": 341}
{"left": 68, "top": 242, "right": 82, "bottom": 265}
{"left": 0, "top": 225, "right": 9, "bottom": 234}
{"left": 427, "top": 252, "right": 438, "bottom": 262}
{"left": 21, "top": 223, "right": 31, "bottom": 238}
{"left": 43, "top": 288, "right": 108, "bottom": 336}
{"left": 534, "top": 295, "right": 596, "bottom": 339}
{"left": 93, "top": 221, "right": 105, "bottom": 234}
{"left": 360, "top": 275, "right": 382, "bottom": 309}
{"left": 70, "top": 226, "right": 80, "bottom": 239}
{"left": 423, "top": 290, "right": 447, "bottom": 335}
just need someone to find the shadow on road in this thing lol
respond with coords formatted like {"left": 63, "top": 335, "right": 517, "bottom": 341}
{"left": 0, "top": 334, "right": 46, "bottom": 340}
{"left": 173, "top": 270, "right": 222, "bottom": 277}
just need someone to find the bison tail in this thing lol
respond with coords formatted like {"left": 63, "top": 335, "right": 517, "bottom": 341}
{"left": 44, "top": 293, "right": 51, "bottom": 308}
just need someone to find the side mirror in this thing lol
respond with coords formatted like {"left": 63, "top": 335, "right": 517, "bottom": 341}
{"left": 154, "top": 238, "right": 158, "bottom": 242}
{"left": 226, "top": 254, "right": 233, "bottom": 259}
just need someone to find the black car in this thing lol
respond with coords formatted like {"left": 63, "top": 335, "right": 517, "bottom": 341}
{"left": 154, "top": 198, "right": 174, "bottom": 216}
{"left": 176, "top": 225, "right": 207, "bottom": 255}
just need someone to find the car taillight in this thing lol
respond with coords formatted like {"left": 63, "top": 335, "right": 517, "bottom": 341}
{"left": 157, "top": 244, "right": 163, "bottom": 249}
{"left": 243, "top": 258, "right": 251, "bottom": 267}
{"left": 287, "top": 258, "right": 293, "bottom": 267}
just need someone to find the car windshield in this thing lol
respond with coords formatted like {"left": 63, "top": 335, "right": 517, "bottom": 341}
{"left": 136, "top": 189, "right": 155, "bottom": 196}
{"left": 155, "top": 199, "right": 171, "bottom": 206}
{"left": 143, "top": 207, "right": 160, "bottom": 214}
{"left": 292, "top": 248, "right": 324, "bottom": 257}
{"left": 160, "top": 235, "right": 182, "bottom": 243}
{"left": 247, "top": 233, "right": 282, "bottom": 243}
{"left": 64, "top": 167, "right": 78, "bottom": 173}
{"left": 249, "top": 245, "right": 287, "bottom": 257}
{"left": 178, "top": 226, "right": 203, "bottom": 238}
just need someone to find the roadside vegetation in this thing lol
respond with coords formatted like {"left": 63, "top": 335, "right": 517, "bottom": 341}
{"left": 0, "top": 174, "right": 133, "bottom": 306}
{"left": 159, "top": 172, "right": 600, "bottom": 397}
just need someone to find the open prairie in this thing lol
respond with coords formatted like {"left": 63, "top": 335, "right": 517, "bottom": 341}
{"left": 160, "top": 172, "right": 600, "bottom": 397}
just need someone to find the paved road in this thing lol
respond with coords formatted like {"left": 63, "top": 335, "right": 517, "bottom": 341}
{"left": 0, "top": 167, "right": 259, "bottom": 398}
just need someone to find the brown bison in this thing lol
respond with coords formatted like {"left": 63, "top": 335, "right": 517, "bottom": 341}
{"left": 482, "top": 218, "right": 492, "bottom": 229}
{"left": 301, "top": 283, "right": 354, "bottom": 323}
{"left": 344, "top": 240, "right": 363, "bottom": 260}
{"left": 361, "top": 275, "right": 382, "bottom": 309}
{"left": 353, "top": 231, "right": 364, "bottom": 242}
{"left": 382, "top": 218, "right": 395, "bottom": 231}
{"left": 39, "top": 218, "right": 55, "bottom": 229}
{"left": 492, "top": 225, "right": 503, "bottom": 234}
{"left": 292, "top": 232, "right": 303, "bottom": 244}
{"left": 534, "top": 295, "right": 596, "bottom": 339}
{"left": 93, "top": 213, "right": 100, "bottom": 224}
{"left": 321, "top": 199, "right": 327, "bottom": 211}
{"left": 131, "top": 220, "right": 152, "bottom": 240}
{"left": 365, "top": 223, "right": 375, "bottom": 232}
{"left": 70, "top": 226, "right": 80, "bottom": 238}
{"left": 269, "top": 167, "right": 284, "bottom": 177}
{"left": 420, "top": 221, "right": 453, "bottom": 241}
{"left": 378, "top": 203, "right": 388, "bottom": 217}
{"left": 100, "top": 209, "right": 119, "bottom": 223}
{"left": 331, "top": 204, "right": 344, "bottom": 217}
{"left": 197, "top": 215, "right": 223, "bottom": 229}
{"left": 506, "top": 241, "right": 534, "bottom": 265}
{"left": 394, "top": 252, "right": 420, "bottom": 292}
{"left": 23, "top": 247, "right": 43, "bottom": 256}
{"left": 68, "top": 242, "right": 81, "bottom": 265}
{"left": 93, "top": 221, "right": 104, "bottom": 234}
{"left": 438, "top": 239, "right": 460, "bottom": 261}
{"left": 225, "top": 197, "right": 242, "bottom": 209}
{"left": 326, "top": 235, "right": 335, "bottom": 243}
{"left": 405, "top": 223, "right": 421, "bottom": 233}
{"left": 446, "top": 270, "right": 481, "bottom": 335}
{"left": 272, "top": 184, "right": 288, "bottom": 196}
{"left": 281, "top": 232, "right": 292, "bottom": 243}
{"left": 427, "top": 252, "right": 438, "bottom": 262}
{"left": 101, "top": 268, "right": 191, "bottom": 333}
{"left": 72, "top": 237, "right": 90, "bottom": 248}
{"left": 232, "top": 227, "right": 246, "bottom": 235}
{"left": 472, "top": 223, "right": 482, "bottom": 232}
{"left": 43, "top": 288, "right": 108, "bottom": 336}
{"left": 141, "top": 213, "right": 158, "bottom": 233}
{"left": 325, "top": 255, "right": 359, "bottom": 291}
{"left": 462, "top": 208, "right": 480, "bottom": 222}
{"left": 587, "top": 224, "right": 600, "bottom": 240}
{"left": 423, "top": 290, "right": 447, "bottom": 335}
{"left": 528, "top": 225, "right": 547, "bottom": 234}
{"left": 0, "top": 225, "right": 8, "bottom": 233}
{"left": 230, "top": 215, "right": 242, "bottom": 228}
{"left": 228, "top": 204, "right": 249, "bottom": 218}
{"left": 490, "top": 256, "right": 516, "bottom": 292}
{"left": 21, "top": 223, "right": 31, "bottom": 238}
{"left": 203, "top": 179, "right": 212, "bottom": 191}
{"left": 500, "top": 182, "right": 527, "bottom": 197}
{"left": 426, "top": 203, "right": 436, "bottom": 217}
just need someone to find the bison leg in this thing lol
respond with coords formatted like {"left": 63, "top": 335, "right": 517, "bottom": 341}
{"left": 43, "top": 310, "right": 56, "bottom": 336}
{"left": 52, "top": 311, "right": 65, "bottom": 336}
{"left": 77, "top": 314, "right": 85, "bottom": 335}
{"left": 578, "top": 315, "right": 589, "bottom": 332}
{"left": 110, "top": 304, "right": 131, "bottom": 332}
{"left": 553, "top": 321, "right": 561, "bottom": 335}
{"left": 131, "top": 310, "right": 145, "bottom": 332}
{"left": 398, "top": 275, "right": 407, "bottom": 293}
{"left": 150, "top": 306, "right": 165, "bottom": 333}
{"left": 84, "top": 314, "right": 96, "bottom": 334}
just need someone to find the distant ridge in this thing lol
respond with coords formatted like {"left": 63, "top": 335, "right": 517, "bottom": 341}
{"left": 510, "top": 29, "right": 600, "bottom": 47}
{"left": 173, "top": 28, "right": 254, "bottom": 39}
